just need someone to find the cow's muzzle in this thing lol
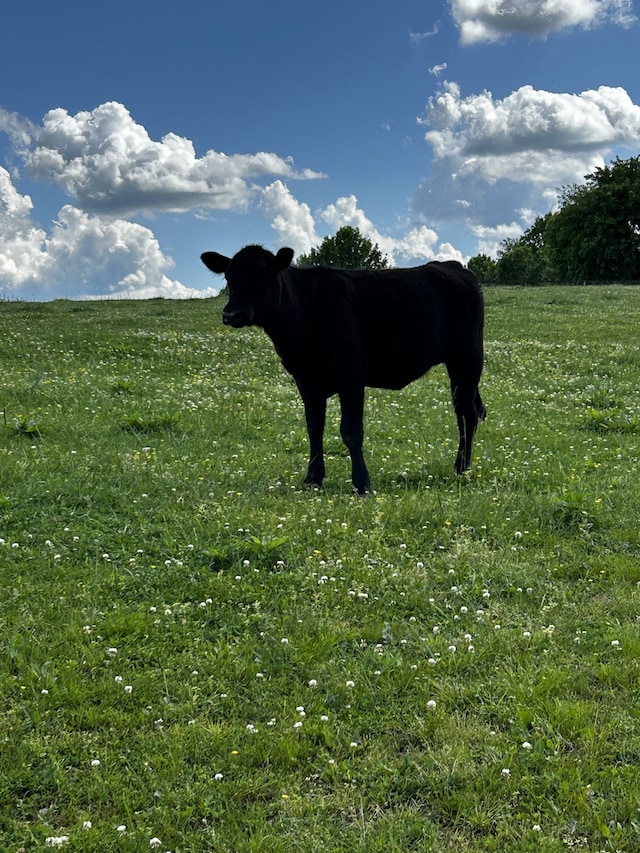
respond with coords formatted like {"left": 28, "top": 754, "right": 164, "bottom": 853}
{"left": 222, "top": 308, "right": 248, "bottom": 327}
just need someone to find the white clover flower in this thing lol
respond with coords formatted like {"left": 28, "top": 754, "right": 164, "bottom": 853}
{"left": 82, "top": 821, "right": 92, "bottom": 830}
{"left": 293, "top": 721, "right": 303, "bottom": 729}
{"left": 320, "top": 715, "right": 329, "bottom": 722}
{"left": 116, "top": 825, "right": 127, "bottom": 833}
{"left": 346, "top": 680, "right": 355, "bottom": 688}
{"left": 308, "top": 679, "right": 318, "bottom": 687}
{"left": 124, "top": 685, "right": 133, "bottom": 694}
{"left": 426, "top": 700, "right": 437, "bottom": 710}
{"left": 280, "top": 637, "right": 289, "bottom": 645}
{"left": 522, "top": 741, "right": 533, "bottom": 750}
{"left": 149, "top": 838, "right": 162, "bottom": 849}
{"left": 45, "top": 837, "right": 69, "bottom": 848}
{"left": 107, "top": 647, "right": 118, "bottom": 657}
{"left": 90, "top": 759, "right": 101, "bottom": 767}
{"left": 501, "top": 768, "right": 511, "bottom": 778}
{"left": 214, "top": 772, "right": 223, "bottom": 780}
{"left": 114, "top": 676, "right": 123, "bottom": 683}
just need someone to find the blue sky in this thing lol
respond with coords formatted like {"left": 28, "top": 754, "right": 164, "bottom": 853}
{"left": 1, "top": 0, "right": 638, "bottom": 298}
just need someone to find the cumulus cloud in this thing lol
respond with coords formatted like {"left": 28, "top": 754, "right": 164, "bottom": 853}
{"left": 260, "top": 181, "right": 320, "bottom": 255}
{"left": 415, "top": 81, "right": 640, "bottom": 240}
{"left": 0, "top": 166, "right": 212, "bottom": 299}
{"left": 0, "top": 101, "right": 327, "bottom": 298}
{"left": 20, "top": 101, "right": 323, "bottom": 217}
{"left": 449, "top": 0, "right": 636, "bottom": 43}
{"left": 472, "top": 220, "right": 530, "bottom": 257}
{"left": 423, "top": 83, "right": 640, "bottom": 158}
{"left": 320, "top": 194, "right": 461, "bottom": 263}
{"left": 259, "top": 183, "right": 460, "bottom": 265}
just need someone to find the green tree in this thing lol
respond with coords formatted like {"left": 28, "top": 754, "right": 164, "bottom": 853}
{"left": 545, "top": 156, "right": 640, "bottom": 282}
{"left": 468, "top": 253, "right": 498, "bottom": 284}
{"left": 297, "top": 226, "right": 389, "bottom": 269}
{"left": 492, "top": 215, "right": 554, "bottom": 285}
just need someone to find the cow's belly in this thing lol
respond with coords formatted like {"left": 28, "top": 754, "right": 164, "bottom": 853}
{"left": 365, "top": 361, "right": 436, "bottom": 391}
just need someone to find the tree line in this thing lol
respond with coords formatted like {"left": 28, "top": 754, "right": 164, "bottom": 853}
{"left": 297, "top": 156, "right": 640, "bottom": 285}
{"left": 468, "top": 155, "right": 640, "bottom": 285}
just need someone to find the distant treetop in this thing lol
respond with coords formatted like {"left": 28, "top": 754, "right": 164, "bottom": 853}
{"left": 297, "top": 226, "right": 389, "bottom": 270}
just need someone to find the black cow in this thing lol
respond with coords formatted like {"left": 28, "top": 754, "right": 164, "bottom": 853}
{"left": 201, "top": 245, "right": 485, "bottom": 493}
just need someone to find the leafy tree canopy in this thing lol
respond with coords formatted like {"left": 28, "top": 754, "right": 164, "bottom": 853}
{"left": 297, "top": 226, "right": 389, "bottom": 270}
{"left": 545, "top": 156, "right": 640, "bottom": 282}
{"left": 469, "top": 155, "right": 640, "bottom": 284}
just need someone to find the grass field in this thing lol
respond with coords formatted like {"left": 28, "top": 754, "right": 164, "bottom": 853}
{"left": 1, "top": 286, "right": 639, "bottom": 852}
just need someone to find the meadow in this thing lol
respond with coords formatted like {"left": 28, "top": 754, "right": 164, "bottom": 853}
{"left": 0, "top": 285, "right": 639, "bottom": 852}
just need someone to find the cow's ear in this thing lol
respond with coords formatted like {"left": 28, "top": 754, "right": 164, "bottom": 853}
{"left": 201, "top": 252, "right": 231, "bottom": 274}
{"left": 273, "top": 247, "right": 294, "bottom": 272}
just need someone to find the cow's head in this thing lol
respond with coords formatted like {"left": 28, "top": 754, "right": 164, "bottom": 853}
{"left": 201, "top": 245, "right": 294, "bottom": 327}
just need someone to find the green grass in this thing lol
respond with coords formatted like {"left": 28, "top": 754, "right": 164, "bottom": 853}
{"left": 1, "top": 287, "right": 639, "bottom": 852}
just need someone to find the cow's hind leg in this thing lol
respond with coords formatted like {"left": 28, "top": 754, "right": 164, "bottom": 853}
{"left": 449, "top": 368, "right": 485, "bottom": 474}
{"left": 299, "top": 388, "right": 327, "bottom": 487}
{"left": 338, "top": 387, "right": 370, "bottom": 495}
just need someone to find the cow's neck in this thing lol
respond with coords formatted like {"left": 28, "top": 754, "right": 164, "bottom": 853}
{"left": 261, "top": 273, "right": 303, "bottom": 355}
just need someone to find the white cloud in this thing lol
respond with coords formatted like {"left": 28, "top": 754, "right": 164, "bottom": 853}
{"left": 0, "top": 167, "right": 212, "bottom": 299}
{"left": 410, "top": 24, "right": 440, "bottom": 41}
{"left": 258, "top": 182, "right": 452, "bottom": 266}
{"left": 449, "top": 0, "right": 636, "bottom": 43}
{"left": 429, "top": 63, "right": 448, "bottom": 78}
{"left": 21, "top": 101, "right": 324, "bottom": 217}
{"left": 472, "top": 221, "right": 528, "bottom": 257}
{"left": 422, "top": 83, "right": 640, "bottom": 158}
{"left": 260, "top": 181, "right": 320, "bottom": 255}
{"left": 319, "top": 194, "right": 464, "bottom": 263}
{"left": 415, "top": 81, "right": 640, "bottom": 229}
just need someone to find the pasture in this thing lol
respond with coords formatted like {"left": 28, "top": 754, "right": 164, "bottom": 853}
{"left": 1, "top": 286, "right": 639, "bottom": 852}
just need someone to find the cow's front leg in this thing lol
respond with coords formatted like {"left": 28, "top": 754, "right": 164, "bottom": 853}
{"left": 338, "top": 386, "right": 370, "bottom": 495}
{"left": 299, "top": 388, "right": 327, "bottom": 487}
